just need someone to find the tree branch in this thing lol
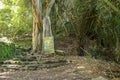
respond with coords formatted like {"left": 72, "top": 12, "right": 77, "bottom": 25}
{"left": 45, "top": 0, "right": 55, "bottom": 16}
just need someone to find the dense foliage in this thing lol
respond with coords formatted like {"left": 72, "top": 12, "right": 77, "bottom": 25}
{"left": 50, "top": 0, "right": 120, "bottom": 62}
{"left": 0, "top": 42, "right": 16, "bottom": 61}
{"left": 0, "top": 0, "right": 120, "bottom": 63}
{"left": 0, "top": 0, "right": 32, "bottom": 38}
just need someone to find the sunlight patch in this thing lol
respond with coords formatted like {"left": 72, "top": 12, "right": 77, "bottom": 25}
{"left": 77, "top": 66, "right": 85, "bottom": 69}
{"left": 0, "top": 37, "right": 12, "bottom": 43}
{"left": 11, "top": 5, "right": 20, "bottom": 13}
{"left": 0, "top": 1, "right": 4, "bottom": 9}
{"left": 0, "top": 72, "right": 12, "bottom": 79}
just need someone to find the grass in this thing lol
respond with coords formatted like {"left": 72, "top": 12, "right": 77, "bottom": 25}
{"left": 0, "top": 42, "right": 16, "bottom": 61}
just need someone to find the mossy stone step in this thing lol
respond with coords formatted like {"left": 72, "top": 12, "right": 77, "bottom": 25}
{"left": 37, "top": 59, "right": 68, "bottom": 68}
{"left": 3, "top": 60, "right": 21, "bottom": 64}
{"left": 21, "top": 61, "right": 38, "bottom": 65}
{"left": 18, "top": 56, "right": 37, "bottom": 61}
{"left": 20, "top": 64, "right": 38, "bottom": 70}
{"left": 1, "top": 64, "right": 21, "bottom": 70}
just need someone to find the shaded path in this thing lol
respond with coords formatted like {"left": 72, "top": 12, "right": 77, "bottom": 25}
{"left": 0, "top": 53, "right": 120, "bottom": 80}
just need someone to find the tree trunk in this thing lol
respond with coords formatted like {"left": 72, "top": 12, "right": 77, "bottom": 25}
{"left": 32, "top": 0, "right": 55, "bottom": 53}
{"left": 32, "top": 0, "right": 42, "bottom": 52}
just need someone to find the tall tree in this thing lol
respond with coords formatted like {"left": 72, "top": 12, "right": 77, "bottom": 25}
{"left": 32, "top": 0, "right": 42, "bottom": 52}
{"left": 32, "top": 0, "right": 55, "bottom": 52}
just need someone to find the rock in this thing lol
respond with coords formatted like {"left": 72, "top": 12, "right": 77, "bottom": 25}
{"left": 55, "top": 50, "right": 65, "bottom": 56}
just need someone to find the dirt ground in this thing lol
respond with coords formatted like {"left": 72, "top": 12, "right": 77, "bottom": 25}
{"left": 0, "top": 55, "right": 120, "bottom": 80}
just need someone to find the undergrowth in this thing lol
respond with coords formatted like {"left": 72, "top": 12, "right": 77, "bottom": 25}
{"left": 0, "top": 42, "right": 16, "bottom": 61}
